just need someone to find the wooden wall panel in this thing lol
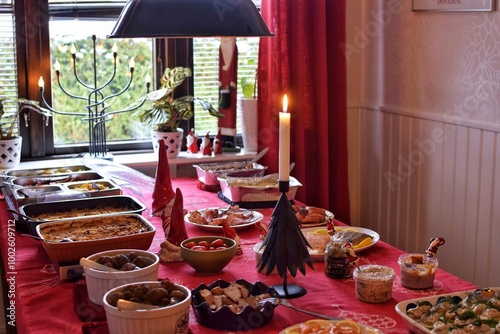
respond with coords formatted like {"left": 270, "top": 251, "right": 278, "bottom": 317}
{"left": 350, "top": 107, "right": 499, "bottom": 287}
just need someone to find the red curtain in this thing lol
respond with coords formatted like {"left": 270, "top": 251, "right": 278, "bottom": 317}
{"left": 257, "top": 0, "right": 350, "bottom": 223}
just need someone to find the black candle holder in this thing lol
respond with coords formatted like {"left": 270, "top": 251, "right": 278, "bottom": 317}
{"left": 257, "top": 180, "right": 314, "bottom": 298}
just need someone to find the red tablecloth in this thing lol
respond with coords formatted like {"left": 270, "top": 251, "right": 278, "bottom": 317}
{"left": 0, "top": 177, "right": 477, "bottom": 334}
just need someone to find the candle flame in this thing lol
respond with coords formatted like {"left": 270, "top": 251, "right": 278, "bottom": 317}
{"left": 145, "top": 73, "right": 151, "bottom": 85}
{"left": 283, "top": 94, "right": 288, "bottom": 113}
{"left": 129, "top": 57, "right": 135, "bottom": 68}
{"left": 38, "top": 76, "right": 44, "bottom": 88}
{"left": 112, "top": 42, "right": 118, "bottom": 53}
{"left": 70, "top": 44, "right": 76, "bottom": 55}
{"left": 54, "top": 60, "right": 60, "bottom": 72}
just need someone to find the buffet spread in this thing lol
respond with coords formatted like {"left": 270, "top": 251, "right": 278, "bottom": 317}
{"left": 0, "top": 157, "right": 487, "bottom": 334}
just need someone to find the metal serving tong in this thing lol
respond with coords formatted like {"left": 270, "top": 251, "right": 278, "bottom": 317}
{"left": 259, "top": 297, "right": 342, "bottom": 321}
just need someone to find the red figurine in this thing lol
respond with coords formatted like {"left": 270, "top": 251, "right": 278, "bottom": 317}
{"left": 213, "top": 128, "right": 223, "bottom": 155}
{"left": 254, "top": 221, "right": 268, "bottom": 240}
{"left": 221, "top": 221, "right": 242, "bottom": 255}
{"left": 200, "top": 132, "right": 212, "bottom": 156}
{"left": 152, "top": 139, "right": 175, "bottom": 216}
{"left": 186, "top": 128, "right": 198, "bottom": 153}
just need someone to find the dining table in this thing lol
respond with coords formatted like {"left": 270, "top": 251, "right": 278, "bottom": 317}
{"left": 0, "top": 165, "right": 478, "bottom": 334}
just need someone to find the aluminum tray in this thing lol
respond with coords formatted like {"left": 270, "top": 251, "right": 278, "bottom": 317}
{"left": 194, "top": 162, "right": 266, "bottom": 186}
{"left": 3, "top": 165, "right": 90, "bottom": 177}
{"left": 19, "top": 195, "right": 147, "bottom": 236}
{"left": 62, "top": 179, "right": 122, "bottom": 197}
{"left": 10, "top": 171, "right": 104, "bottom": 187}
{"left": 218, "top": 175, "right": 302, "bottom": 202}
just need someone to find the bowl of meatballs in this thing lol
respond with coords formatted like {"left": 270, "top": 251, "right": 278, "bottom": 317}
{"left": 81, "top": 249, "right": 159, "bottom": 306}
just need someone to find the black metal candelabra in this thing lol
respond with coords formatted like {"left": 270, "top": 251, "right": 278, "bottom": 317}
{"left": 257, "top": 180, "right": 314, "bottom": 298}
{"left": 39, "top": 35, "right": 149, "bottom": 160}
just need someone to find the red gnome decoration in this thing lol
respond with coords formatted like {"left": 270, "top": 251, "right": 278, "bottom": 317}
{"left": 186, "top": 128, "right": 198, "bottom": 153}
{"left": 158, "top": 188, "right": 189, "bottom": 262}
{"left": 200, "top": 132, "right": 212, "bottom": 156}
{"left": 213, "top": 128, "right": 223, "bottom": 155}
{"left": 152, "top": 139, "right": 175, "bottom": 216}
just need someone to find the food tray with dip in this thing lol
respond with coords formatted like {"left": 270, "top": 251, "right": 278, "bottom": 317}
{"left": 395, "top": 288, "right": 500, "bottom": 334}
{"left": 19, "top": 195, "right": 147, "bottom": 236}
{"left": 218, "top": 175, "right": 302, "bottom": 208}
{"left": 2, "top": 165, "right": 90, "bottom": 177}
{"left": 62, "top": 179, "right": 121, "bottom": 196}
{"left": 194, "top": 162, "right": 267, "bottom": 186}
{"left": 35, "top": 214, "right": 156, "bottom": 264}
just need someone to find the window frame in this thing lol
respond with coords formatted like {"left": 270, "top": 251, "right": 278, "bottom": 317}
{"left": 15, "top": 1, "right": 253, "bottom": 159}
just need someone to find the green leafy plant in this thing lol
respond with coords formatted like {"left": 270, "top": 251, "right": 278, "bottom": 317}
{"left": 240, "top": 59, "right": 257, "bottom": 99}
{"left": 138, "top": 67, "right": 224, "bottom": 132}
{"left": 0, "top": 97, "right": 52, "bottom": 140}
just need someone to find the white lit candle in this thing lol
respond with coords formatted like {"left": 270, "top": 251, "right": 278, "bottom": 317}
{"left": 112, "top": 43, "right": 118, "bottom": 53}
{"left": 70, "top": 44, "right": 76, "bottom": 55}
{"left": 129, "top": 57, "right": 135, "bottom": 69}
{"left": 54, "top": 60, "right": 60, "bottom": 72}
{"left": 38, "top": 76, "right": 44, "bottom": 88}
{"left": 145, "top": 73, "right": 151, "bottom": 85}
{"left": 279, "top": 94, "right": 290, "bottom": 182}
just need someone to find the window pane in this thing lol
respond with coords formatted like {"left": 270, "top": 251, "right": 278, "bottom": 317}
{"left": 49, "top": 20, "right": 152, "bottom": 146}
{"left": 0, "top": 11, "right": 18, "bottom": 136}
{"left": 193, "top": 37, "right": 259, "bottom": 137}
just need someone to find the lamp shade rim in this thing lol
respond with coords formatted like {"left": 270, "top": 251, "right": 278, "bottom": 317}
{"left": 108, "top": 0, "right": 274, "bottom": 39}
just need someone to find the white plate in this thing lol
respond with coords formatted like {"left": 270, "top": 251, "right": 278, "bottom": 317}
{"left": 280, "top": 319, "right": 383, "bottom": 334}
{"left": 301, "top": 226, "right": 380, "bottom": 261}
{"left": 184, "top": 209, "right": 264, "bottom": 232}
{"left": 395, "top": 288, "right": 500, "bottom": 334}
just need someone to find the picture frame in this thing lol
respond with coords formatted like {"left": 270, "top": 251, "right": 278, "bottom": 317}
{"left": 412, "top": 0, "right": 495, "bottom": 12}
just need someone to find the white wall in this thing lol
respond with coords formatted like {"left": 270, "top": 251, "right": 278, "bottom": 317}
{"left": 347, "top": 0, "right": 500, "bottom": 287}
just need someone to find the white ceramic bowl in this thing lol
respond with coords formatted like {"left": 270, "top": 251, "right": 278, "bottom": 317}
{"left": 82, "top": 249, "right": 159, "bottom": 306}
{"left": 253, "top": 242, "right": 278, "bottom": 274}
{"left": 103, "top": 281, "right": 191, "bottom": 334}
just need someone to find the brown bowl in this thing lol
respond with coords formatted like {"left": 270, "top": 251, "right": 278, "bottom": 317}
{"left": 36, "top": 214, "right": 155, "bottom": 264}
{"left": 180, "top": 236, "right": 237, "bottom": 273}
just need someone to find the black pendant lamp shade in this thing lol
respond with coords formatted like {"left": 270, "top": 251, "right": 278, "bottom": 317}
{"left": 108, "top": 0, "right": 273, "bottom": 38}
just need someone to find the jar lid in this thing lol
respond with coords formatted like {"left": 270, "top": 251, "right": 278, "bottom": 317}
{"left": 353, "top": 265, "right": 395, "bottom": 281}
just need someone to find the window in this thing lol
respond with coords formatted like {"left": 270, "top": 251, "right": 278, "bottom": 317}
{"left": 0, "top": 1, "right": 18, "bottom": 132}
{"left": 15, "top": 1, "right": 261, "bottom": 158}
{"left": 193, "top": 37, "right": 259, "bottom": 135}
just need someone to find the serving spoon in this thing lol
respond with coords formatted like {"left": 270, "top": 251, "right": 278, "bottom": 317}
{"left": 245, "top": 147, "right": 269, "bottom": 167}
{"left": 116, "top": 299, "right": 159, "bottom": 311}
{"left": 79, "top": 257, "right": 122, "bottom": 272}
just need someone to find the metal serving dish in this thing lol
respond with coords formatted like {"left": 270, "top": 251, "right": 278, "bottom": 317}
{"left": 218, "top": 175, "right": 302, "bottom": 203}
{"left": 3, "top": 165, "right": 90, "bottom": 177}
{"left": 194, "top": 162, "right": 267, "bottom": 186}
{"left": 10, "top": 172, "right": 104, "bottom": 187}
{"left": 62, "top": 179, "right": 121, "bottom": 197}
{"left": 36, "top": 214, "right": 156, "bottom": 264}
{"left": 19, "top": 195, "right": 147, "bottom": 236}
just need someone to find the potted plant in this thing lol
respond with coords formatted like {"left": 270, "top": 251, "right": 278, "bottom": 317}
{"left": 237, "top": 59, "right": 258, "bottom": 152}
{"left": 0, "top": 97, "right": 52, "bottom": 168}
{"left": 138, "top": 67, "right": 224, "bottom": 158}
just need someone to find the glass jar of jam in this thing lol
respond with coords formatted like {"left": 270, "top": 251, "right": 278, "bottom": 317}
{"left": 324, "top": 241, "right": 355, "bottom": 278}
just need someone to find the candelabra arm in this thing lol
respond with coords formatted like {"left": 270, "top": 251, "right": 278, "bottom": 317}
{"left": 72, "top": 58, "right": 95, "bottom": 91}
{"left": 56, "top": 75, "right": 90, "bottom": 102}
{"left": 99, "top": 70, "right": 134, "bottom": 104}
{"left": 92, "top": 62, "right": 117, "bottom": 92}
{"left": 105, "top": 96, "right": 148, "bottom": 117}
{"left": 39, "top": 88, "right": 87, "bottom": 116}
